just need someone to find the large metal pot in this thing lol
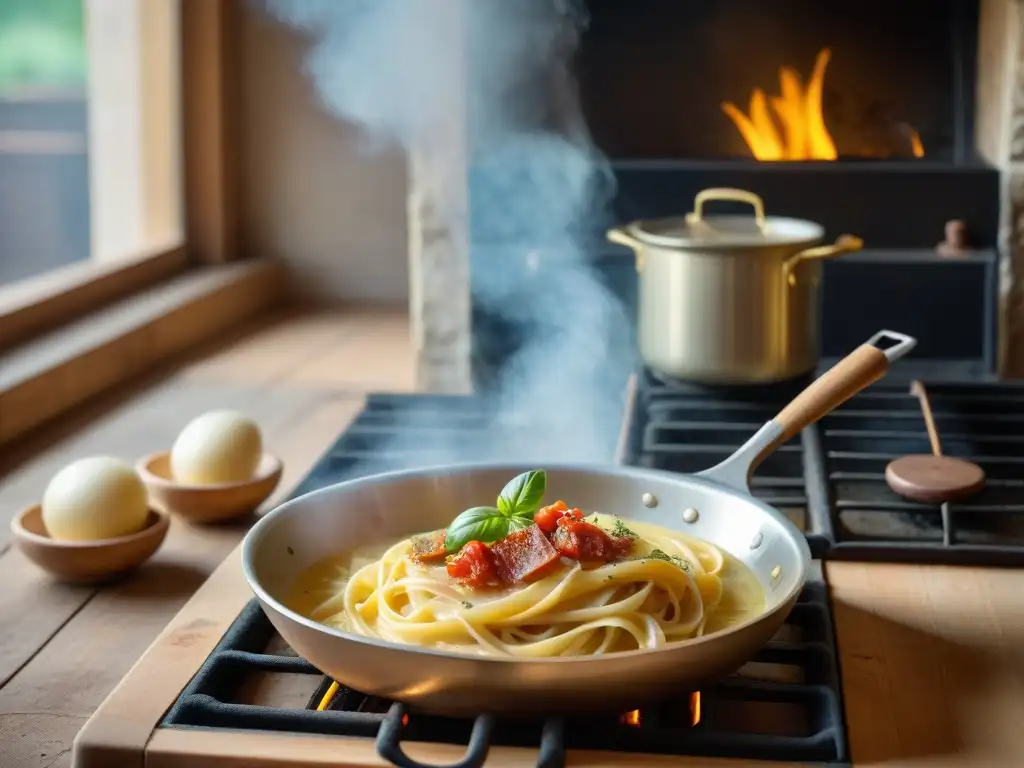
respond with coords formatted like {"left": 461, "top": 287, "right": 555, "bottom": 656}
{"left": 607, "top": 187, "right": 864, "bottom": 383}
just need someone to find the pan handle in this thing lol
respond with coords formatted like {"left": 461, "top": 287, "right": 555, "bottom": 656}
{"left": 696, "top": 330, "right": 917, "bottom": 493}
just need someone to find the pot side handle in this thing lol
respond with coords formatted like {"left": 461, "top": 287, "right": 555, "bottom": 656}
{"left": 695, "top": 330, "right": 917, "bottom": 493}
{"left": 783, "top": 234, "right": 864, "bottom": 285}
{"left": 606, "top": 226, "right": 640, "bottom": 249}
{"left": 607, "top": 226, "right": 645, "bottom": 272}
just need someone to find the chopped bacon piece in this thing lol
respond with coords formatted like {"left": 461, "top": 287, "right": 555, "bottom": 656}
{"left": 534, "top": 500, "right": 583, "bottom": 533}
{"left": 490, "top": 524, "right": 561, "bottom": 584}
{"left": 445, "top": 541, "right": 499, "bottom": 588}
{"left": 409, "top": 530, "right": 448, "bottom": 563}
{"left": 552, "top": 517, "right": 633, "bottom": 563}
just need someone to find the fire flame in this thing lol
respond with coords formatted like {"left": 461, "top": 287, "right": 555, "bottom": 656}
{"left": 620, "top": 693, "right": 701, "bottom": 729}
{"left": 907, "top": 127, "right": 925, "bottom": 158}
{"left": 721, "top": 47, "right": 924, "bottom": 161}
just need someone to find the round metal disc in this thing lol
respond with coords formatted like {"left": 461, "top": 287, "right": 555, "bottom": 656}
{"left": 884, "top": 454, "right": 986, "bottom": 504}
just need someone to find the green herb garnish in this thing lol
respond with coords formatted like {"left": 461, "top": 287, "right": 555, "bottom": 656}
{"left": 612, "top": 518, "right": 637, "bottom": 539}
{"left": 444, "top": 470, "right": 547, "bottom": 553}
{"left": 643, "top": 549, "right": 693, "bottom": 574}
{"left": 461, "top": 601, "right": 473, "bottom": 609}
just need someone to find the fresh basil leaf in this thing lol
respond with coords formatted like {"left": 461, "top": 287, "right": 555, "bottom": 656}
{"left": 505, "top": 516, "right": 532, "bottom": 533}
{"left": 496, "top": 470, "right": 547, "bottom": 519}
{"left": 444, "top": 506, "right": 507, "bottom": 553}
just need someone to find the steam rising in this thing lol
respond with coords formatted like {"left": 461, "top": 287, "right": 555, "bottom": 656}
{"left": 266, "top": 0, "right": 634, "bottom": 466}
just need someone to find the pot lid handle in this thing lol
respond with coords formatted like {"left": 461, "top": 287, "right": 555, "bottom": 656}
{"left": 684, "top": 188, "right": 767, "bottom": 231}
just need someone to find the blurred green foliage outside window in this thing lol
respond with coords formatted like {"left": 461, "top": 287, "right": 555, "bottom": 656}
{"left": 0, "top": 0, "right": 86, "bottom": 93}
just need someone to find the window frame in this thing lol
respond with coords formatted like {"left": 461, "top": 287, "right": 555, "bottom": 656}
{"left": 0, "top": 0, "right": 242, "bottom": 351}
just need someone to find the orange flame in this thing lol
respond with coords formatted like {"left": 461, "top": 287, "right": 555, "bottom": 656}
{"left": 722, "top": 48, "right": 924, "bottom": 161}
{"left": 402, "top": 713, "right": 409, "bottom": 726}
{"left": 620, "top": 693, "right": 700, "bottom": 729}
{"left": 908, "top": 128, "right": 925, "bottom": 158}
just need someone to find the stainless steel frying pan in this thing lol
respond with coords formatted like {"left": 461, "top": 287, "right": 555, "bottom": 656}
{"left": 242, "top": 330, "right": 916, "bottom": 716}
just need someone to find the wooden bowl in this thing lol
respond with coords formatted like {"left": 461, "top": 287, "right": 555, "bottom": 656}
{"left": 11, "top": 505, "right": 170, "bottom": 583}
{"left": 136, "top": 452, "right": 283, "bottom": 524}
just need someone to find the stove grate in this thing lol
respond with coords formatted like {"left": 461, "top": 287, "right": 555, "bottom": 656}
{"left": 161, "top": 392, "right": 852, "bottom": 766}
{"left": 627, "top": 371, "right": 1024, "bottom": 565}
{"left": 820, "top": 382, "right": 1024, "bottom": 564}
{"left": 163, "top": 586, "right": 848, "bottom": 767}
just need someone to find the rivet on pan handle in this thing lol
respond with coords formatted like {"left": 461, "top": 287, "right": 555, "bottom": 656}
{"left": 376, "top": 703, "right": 495, "bottom": 768}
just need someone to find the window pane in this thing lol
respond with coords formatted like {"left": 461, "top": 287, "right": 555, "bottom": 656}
{"left": 0, "top": 0, "right": 182, "bottom": 289}
{"left": 0, "top": 0, "right": 89, "bottom": 285}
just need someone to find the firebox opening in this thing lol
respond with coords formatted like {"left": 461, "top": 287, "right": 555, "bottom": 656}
{"left": 576, "top": 0, "right": 976, "bottom": 162}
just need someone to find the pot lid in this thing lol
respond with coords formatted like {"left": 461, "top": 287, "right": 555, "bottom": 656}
{"left": 624, "top": 188, "right": 824, "bottom": 249}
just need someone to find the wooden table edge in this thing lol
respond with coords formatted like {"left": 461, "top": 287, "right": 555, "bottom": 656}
{"left": 70, "top": 538, "right": 256, "bottom": 768}
{"left": 144, "top": 727, "right": 804, "bottom": 768}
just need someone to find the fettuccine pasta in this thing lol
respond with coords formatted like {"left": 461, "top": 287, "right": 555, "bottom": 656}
{"left": 291, "top": 512, "right": 764, "bottom": 658}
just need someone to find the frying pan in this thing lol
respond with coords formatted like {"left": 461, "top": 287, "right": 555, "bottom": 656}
{"left": 242, "top": 330, "right": 916, "bottom": 717}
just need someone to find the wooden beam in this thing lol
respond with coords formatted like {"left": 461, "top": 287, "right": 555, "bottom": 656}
{"left": 181, "top": 0, "right": 240, "bottom": 264}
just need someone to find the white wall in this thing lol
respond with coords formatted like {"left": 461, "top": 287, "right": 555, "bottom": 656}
{"left": 239, "top": 6, "right": 409, "bottom": 303}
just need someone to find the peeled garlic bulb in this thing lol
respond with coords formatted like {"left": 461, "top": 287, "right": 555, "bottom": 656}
{"left": 170, "top": 410, "right": 262, "bottom": 485}
{"left": 41, "top": 456, "right": 150, "bottom": 541}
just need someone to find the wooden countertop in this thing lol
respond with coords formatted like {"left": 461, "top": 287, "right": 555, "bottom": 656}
{"left": 3, "top": 308, "right": 1024, "bottom": 767}
{"left": 0, "top": 308, "right": 415, "bottom": 768}
{"left": 827, "top": 561, "right": 1024, "bottom": 767}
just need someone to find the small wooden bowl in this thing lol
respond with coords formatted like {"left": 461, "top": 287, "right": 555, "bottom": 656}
{"left": 11, "top": 505, "right": 169, "bottom": 583}
{"left": 136, "top": 452, "right": 283, "bottom": 524}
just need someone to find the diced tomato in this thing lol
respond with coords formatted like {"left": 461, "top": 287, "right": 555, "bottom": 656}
{"left": 490, "top": 524, "right": 561, "bottom": 584}
{"left": 552, "top": 517, "right": 633, "bottom": 563}
{"left": 409, "top": 530, "right": 448, "bottom": 563}
{"left": 534, "top": 500, "right": 568, "bottom": 533}
{"left": 445, "top": 541, "right": 499, "bottom": 588}
{"left": 533, "top": 500, "right": 583, "bottom": 533}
